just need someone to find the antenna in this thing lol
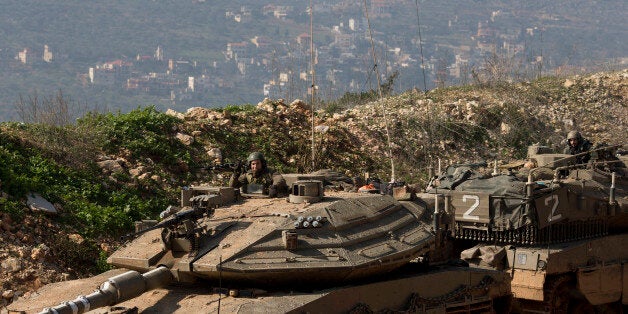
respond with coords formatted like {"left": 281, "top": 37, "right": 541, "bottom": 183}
{"left": 310, "top": 0, "right": 316, "bottom": 171}
{"left": 217, "top": 255, "right": 222, "bottom": 314}
{"left": 414, "top": 0, "right": 428, "bottom": 92}
{"left": 363, "top": 0, "right": 396, "bottom": 182}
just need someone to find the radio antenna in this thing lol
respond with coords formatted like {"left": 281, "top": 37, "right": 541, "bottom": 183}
{"left": 363, "top": 0, "right": 396, "bottom": 182}
{"left": 309, "top": 0, "right": 317, "bottom": 171}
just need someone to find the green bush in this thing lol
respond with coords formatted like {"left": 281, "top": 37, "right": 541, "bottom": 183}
{"left": 80, "top": 106, "right": 188, "bottom": 167}
{"left": 1, "top": 120, "right": 172, "bottom": 237}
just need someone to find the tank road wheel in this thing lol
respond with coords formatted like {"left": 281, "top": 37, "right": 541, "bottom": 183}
{"left": 545, "top": 275, "right": 573, "bottom": 313}
{"left": 569, "top": 299, "right": 595, "bottom": 314}
{"left": 545, "top": 275, "right": 594, "bottom": 314}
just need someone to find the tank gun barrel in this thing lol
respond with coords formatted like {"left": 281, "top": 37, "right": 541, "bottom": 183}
{"left": 39, "top": 266, "right": 173, "bottom": 314}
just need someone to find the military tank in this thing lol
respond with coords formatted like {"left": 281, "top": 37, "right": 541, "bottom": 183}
{"left": 425, "top": 144, "right": 627, "bottom": 245}
{"left": 424, "top": 143, "right": 628, "bottom": 312}
{"left": 23, "top": 174, "right": 512, "bottom": 314}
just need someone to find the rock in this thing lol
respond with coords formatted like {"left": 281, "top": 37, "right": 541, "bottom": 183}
{"left": 206, "top": 147, "right": 223, "bottom": 163}
{"left": 33, "top": 277, "right": 43, "bottom": 290}
{"left": 562, "top": 118, "right": 575, "bottom": 128}
{"left": 30, "top": 244, "right": 49, "bottom": 261}
{"left": 220, "top": 119, "right": 233, "bottom": 127}
{"left": 68, "top": 233, "right": 84, "bottom": 245}
{"left": 186, "top": 107, "right": 211, "bottom": 120}
{"left": 257, "top": 98, "right": 276, "bottom": 112}
{"left": 26, "top": 193, "right": 57, "bottom": 214}
{"left": 97, "top": 159, "right": 124, "bottom": 174}
{"left": 1, "top": 258, "right": 22, "bottom": 272}
{"left": 176, "top": 132, "right": 194, "bottom": 145}
{"left": 2, "top": 290, "right": 14, "bottom": 300}
{"left": 20, "top": 233, "right": 33, "bottom": 244}
{"left": 315, "top": 125, "right": 329, "bottom": 133}
{"left": 129, "top": 166, "right": 147, "bottom": 178}
{"left": 165, "top": 108, "right": 185, "bottom": 120}
{"left": 500, "top": 122, "right": 511, "bottom": 134}
{"left": 289, "top": 99, "right": 310, "bottom": 111}
{"left": 17, "top": 247, "right": 31, "bottom": 258}
{"left": 100, "top": 242, "right": 112, "bottom": 253}
{"left": 564, "top": 79, "right": 575, "bottom": 88}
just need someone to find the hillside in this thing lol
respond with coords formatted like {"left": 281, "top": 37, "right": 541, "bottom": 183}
{"left": 0, "top": 70, "right": 626, "bottom": 307}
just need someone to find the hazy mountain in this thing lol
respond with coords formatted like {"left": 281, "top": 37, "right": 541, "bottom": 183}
{"left": 0, "top": 0, "right": 626, "bottom": 121}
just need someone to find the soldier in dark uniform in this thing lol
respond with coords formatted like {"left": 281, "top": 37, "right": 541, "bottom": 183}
{"left": 229, "top": 152, "right": 287, "bottom": 197}
{"left": 563, "top": 131, "right": 593, "bottom": 164}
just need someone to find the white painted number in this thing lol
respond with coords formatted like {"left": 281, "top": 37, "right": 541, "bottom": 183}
{"left": 462, "top": 195, "right": 480, "bottom": 221}
{"left": 545, "top": 194, "right": 561, "bottom": 222}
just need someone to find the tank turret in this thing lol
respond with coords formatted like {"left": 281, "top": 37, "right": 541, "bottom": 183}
{"left": 37, "top": 176, "right": 442, "bottom": 312}
{"left": 425, "top": 144, "right": 627, "bottom": 245}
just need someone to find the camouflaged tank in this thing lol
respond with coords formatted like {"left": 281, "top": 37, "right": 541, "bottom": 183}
{"left": 28, "top": 174, "right": 512, "bottom": 314}
{"left": 424, "top": 144, "right": 628, "bottom": 312}
{"left": 424, "top": 144, "right": 627, "bottom": 245}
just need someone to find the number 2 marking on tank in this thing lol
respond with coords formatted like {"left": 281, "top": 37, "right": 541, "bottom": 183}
{"left": 545, "top": 194, "right": 562, "bottom": 222}
{"left": 462, "top": 195, "right": 480, "bottom": 221}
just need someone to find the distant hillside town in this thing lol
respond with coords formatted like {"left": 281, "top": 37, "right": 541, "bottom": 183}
{"left": 1, "top": 1, "right": 626, "bottom": 118}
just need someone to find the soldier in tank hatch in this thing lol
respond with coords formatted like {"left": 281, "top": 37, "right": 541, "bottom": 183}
{"left": 563, "top": 130, "right": 593, "bottom": 164}
{"left": 229, "top": 151, "right": 287, "bottom": 197}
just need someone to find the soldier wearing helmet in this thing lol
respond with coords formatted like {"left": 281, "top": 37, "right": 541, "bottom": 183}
{"left": 563, "top": 131, "right": 593, "bottom": 164}
{"left": 229, "top": 152, "right": 287, "bottom": 197}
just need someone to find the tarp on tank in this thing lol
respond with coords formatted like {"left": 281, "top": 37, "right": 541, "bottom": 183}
{"left": 457, "top": 174, "right": 531, "bottom": 229}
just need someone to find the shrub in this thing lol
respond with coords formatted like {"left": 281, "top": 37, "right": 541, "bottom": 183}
{"left": 80, "top": 106, "right": 189, "bottom": 167}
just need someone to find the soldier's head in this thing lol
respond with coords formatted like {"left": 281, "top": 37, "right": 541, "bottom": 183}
{"left": 567, "top": 131, "right": 581, "bottom": 148}
{"left": 247, "top": 151, "right": 266, "bottom": 172}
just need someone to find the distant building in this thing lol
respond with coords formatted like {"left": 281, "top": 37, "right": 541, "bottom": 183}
{"left": 188, "top": 76, "right": 195, "bottom": 92}
{"left": 297, "top": 33, "right": 311, "bottom": 46}
{"left": 262, "top": 5, "right": 292, "bottom": 19}
{"left": 43, "top": 45, "right": 53, "bottom": 63}
{"left": 168, "top": 59, "right": 195, "bottom": 73}
{"left": 17, "top": 48, "right": 36, "bottom": 64}
{"left": 225, "top": 6, "right": 252, "bottom": 23}
{"left": 89, "top": 67, "right": 116, "bottom": 86}
{"left": 370, "top": 0, "right": 392, "bottom": 18}
{"left": 188, "top": 74, "right": 212, "bottom": 92}
{"left": 126, "top": 73, "right": 182, "bottom": 96}
{"left": 89, "top": 60, "right": 133, "bottom": 85}
{"left": 225, "top": 42, "right": 250, "bottom": 60}
{"left": 250, "top": 36, "right": 272, "bottom": 49}
{"left": 155, "top": 45, "right": 164, "bottom": 61}
{"left": 333, "top": 32, "right": 354, "bottom": 51}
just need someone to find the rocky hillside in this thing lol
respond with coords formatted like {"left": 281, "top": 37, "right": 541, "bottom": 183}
{"left": 0, "top": 70, "right": 626, "bottom": 307}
